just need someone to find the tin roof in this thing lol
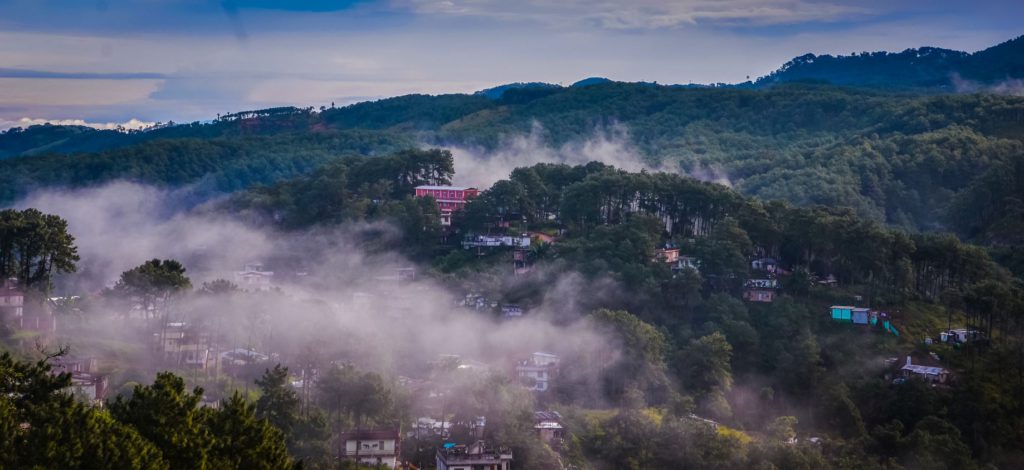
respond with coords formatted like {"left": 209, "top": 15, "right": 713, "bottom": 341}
{"left": 902, "top": 364, "right": 947, "bottom": 376}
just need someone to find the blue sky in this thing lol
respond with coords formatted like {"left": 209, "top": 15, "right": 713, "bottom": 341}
{"left": 0, "top": 0, "right": 1021, "bottom": 128}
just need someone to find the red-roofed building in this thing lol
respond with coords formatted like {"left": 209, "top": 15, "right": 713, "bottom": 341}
{"left": 415, "top": 186, "right": 480, "bottom": 226}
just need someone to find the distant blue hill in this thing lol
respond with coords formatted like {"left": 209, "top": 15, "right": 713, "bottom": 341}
{"left": 754, "top": 35, "right": 1024, "bottom": 90}
{"left": 570, "top": 77, "right": 613, "bottom": 88}
{"left": 474, "top": 82, "right": 561, "bottom": 100}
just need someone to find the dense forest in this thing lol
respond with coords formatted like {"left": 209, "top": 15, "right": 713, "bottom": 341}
{"left": 235, "top": 154, "right": 1024, "bottom": 468}
{"left": 755, "top": 35, "right": 1024, "bottom": 90}
{"left": 2, "top": 33, "right": 1024, "bottom": 469}
{"left": 3, "top": 149, "right": 1023, "bottom": 468}
{"left": 3, "top": 79, "right": 1024, "bottom": 278}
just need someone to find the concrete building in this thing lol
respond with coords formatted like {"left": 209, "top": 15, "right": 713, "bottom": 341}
{"left": 0, "top": 278, "right": 25, "bottom": 327}
{"left": 49, "top": 356, "right": 109, "bottom": 405}
{"left": 533, "top": 411, "right": 565, "bottom": 447}
{"left": 501, "top": 305, "right": 524, "bottom": 318}
{"left": 156, "top": 322, "right": 211, "bottom": 369}
{"left": 940, "top": 328, "right": 982, "bottom": 344}
{"left": 830, "top": 306, "right": 876, "bottom": 325}
{"left": 672, "top": 256, "right": 701, "bottom": 275}
{"left": 235, "top": 263, "right": 274, "bottom": 291}
{"left": 742, "top": 288, "right": 776, "bottom": 303}
{"left": 654, "top": 247, "right": 680, "bottom": 264}
{"left": 411, "top": 417, "right": 452, "bottom": 439}
{"left": 743, "top": 279, "right": 779, "bottom": 303}
{"left": 462, "top": 235, "right": 531, "bottom": 249}
{"left": 516, "top": 352, "right": 558, "bottom": 392}
{"left": 436, "top": 440, "right": 512, "bottom": 470}
{"left": 900, "top": 356, "right": 949, "bottom": 384}
{"left": 751, "top": 257, "right": 779, "bottom": 273}
{"left": 339, "top": 429, "right": 401, "bottom": 469}
{"left": 415, "top": 186, "right": 480, "bottom": 226}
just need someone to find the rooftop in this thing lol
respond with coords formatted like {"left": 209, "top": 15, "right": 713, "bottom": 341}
{"left": 339, "top": 429, "right": 400, "bottom": 441}
{"left": 416, "top": 185, "right": 477, "bottom": 191}
{"left": 902, "top": 364, "right": 947, "bottom": 375}
{"left": 534, "top": 411, "right": 562, "bottom": 422}
{"left": 437, "top": 440, "right": 512, "bottom": 463}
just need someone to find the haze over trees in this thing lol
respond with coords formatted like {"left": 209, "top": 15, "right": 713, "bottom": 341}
{"left": 1, "top": 34, "right": 1024, "bottom": 470}
{"left": 0, "top": 208, "right": 79, "bottom": 292}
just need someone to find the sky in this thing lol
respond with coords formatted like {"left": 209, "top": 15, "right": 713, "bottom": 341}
{"left": 0, "top": 0, "right": 1021, "bottom": 129}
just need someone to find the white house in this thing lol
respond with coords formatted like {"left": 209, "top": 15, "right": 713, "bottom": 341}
{"left": 516, "top": 352, "right": 558, "bottom": 392}
{"left": 900, "top": 356, "right": 949, "bottom": 384}
{"left": 339, "top": 429, "right": 401, "bottom": 469}
{"left": 234, "top": 263, "right": 274, "bottom": 291}
{"left": 0, "top": 279, "right": 25, "bottom": 326}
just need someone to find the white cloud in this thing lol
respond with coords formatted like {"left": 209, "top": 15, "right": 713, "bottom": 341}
{"left": 0, "top": 117, "right": 155, "bottom": 132}
{"left": 397, "top": 0, "right": 870, "bottom": 29}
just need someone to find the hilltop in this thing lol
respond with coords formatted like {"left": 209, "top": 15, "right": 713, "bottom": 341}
{"left": 755, "top": 35, "right": 1024, "bottom": 90}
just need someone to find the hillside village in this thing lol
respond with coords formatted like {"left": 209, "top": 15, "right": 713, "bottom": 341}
{"left": 1, "top": 145, "right": 1020, "bottom": 469}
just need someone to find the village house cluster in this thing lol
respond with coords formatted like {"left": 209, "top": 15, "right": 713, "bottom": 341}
{"left": 0, "top": 278, "right": 56, "bottom": 336}
{"left": 328, "top": 350, "right": 563, "bottom": 469}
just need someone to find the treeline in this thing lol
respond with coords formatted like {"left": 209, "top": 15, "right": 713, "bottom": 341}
{"left": 228, "top": 148, "right": 454, "bottom": 257}
{"left": 461, "top": 162, "right": 1013, "bottom": 302}
{"left": 0, "top": 353, "right": 291, "bottom": 469}
{"left": 0, "top": 208, "right": 79, "bottom": 292}
{"left": 447, "top": 162, "right": 1024, "bottom": 467}
{"left": 5, "top": 83, "right": 1024, "bottom": 241}
{"left": 755, "top": 35, "right": 1024, "bottom": 89}
{"left": 0, "top": 130, "right": 413, "bottom": 204}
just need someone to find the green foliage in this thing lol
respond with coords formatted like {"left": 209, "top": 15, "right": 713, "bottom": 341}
{"left": 108, "top": 259, "right": 192, "bottom": 319}
{"left": 756, "top": 35, "right": 1023, "bottom": 89}
{"left": 315, "top": 363, "right": 393, "bottom": 431}
{"left": 0, "top": 352, "right": 169, "bottom": 469}
{"left": 255, "top": 365, "right": 301, "bottom": 437}
{"left": 103, "top": 371, "right": 293, "bottom": 469}
{"left": 589, "top": 309, "right": 671, "bottom": 404}
{"left": 0, "top": 208, "right": 79, "bottom": 292}
{"left": 108, "top": 372, "right": 212, "bottom": 469}
{"left": 228, "top": 148, "right": 451, "bottom": 257}
{"left": 677, "top": 332, "right": 733, "bottom": 396}
{"left": 206, "top": 393, "right": 292, "bottom": 470}
{"left": 0, "top": 130, "right": 414, "bottom": 204}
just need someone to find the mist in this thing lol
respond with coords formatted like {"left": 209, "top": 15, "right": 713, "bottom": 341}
{"left": 14, "top": 180, "right": 623, "bottom": 406}
{"left": 445, "top": 121, "right": 732, "bottom": 188}
{"left": 446, "top": 122, "right": 647, "bottom": 188}
{"left": 951, "top": 72, "right": 1024, "bottom": 96}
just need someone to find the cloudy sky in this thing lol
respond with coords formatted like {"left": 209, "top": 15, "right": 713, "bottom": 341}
{"left": 0, "top": 0, "right": 1020, "bottom": 128}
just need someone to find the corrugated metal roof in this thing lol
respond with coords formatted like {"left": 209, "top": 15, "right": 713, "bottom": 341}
{"left": 902, "top": 364, "right": 946, "bottom": 375}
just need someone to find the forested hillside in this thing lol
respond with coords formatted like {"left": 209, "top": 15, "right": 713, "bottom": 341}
{"left": 220, "top": 155, "right": 1024, "bottom": 468}
{"left": 0, "top": 130, "right": 413, "bottom": 203}
{"left": 3, "top": 83, "right": 1023, "bottom": 239}
{"left": 2, "top": 36, "right": 1024, "bottom": 270}
{"left": 755, "top": 35, "right": 1024, "bottom": 90}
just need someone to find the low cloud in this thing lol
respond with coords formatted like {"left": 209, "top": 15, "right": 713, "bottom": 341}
{"left": 13, "top": 181, "right": 620, "bottom": 405}
{"left": 398, "top": 0, "right": 870, "bottom": 30}
{"left": 0, "top": 68, "right": 165, "bottom": 80}
{"left": 445, "top": 121, "right": 732, "bottom": 187}
{"left": 951, "top": 72, "right": 1024, "bottom": 96}
{"left": 0, "top": 117, "right": 154, "bottom": 132}
{"left": 447, "top": 122, "right": 653, "bottom": 187}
